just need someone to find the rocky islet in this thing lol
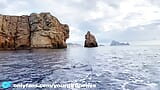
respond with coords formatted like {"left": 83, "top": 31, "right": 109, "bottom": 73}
{"left": 84, "top": 31, "right": 98, "bottom": 47}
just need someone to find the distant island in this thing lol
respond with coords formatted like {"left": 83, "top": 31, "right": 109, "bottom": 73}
{"left": 110, "top": 40, "right": 130, "bottom": 46}
{"left": 67, "top": 43, "right": 82, "bottom": 47}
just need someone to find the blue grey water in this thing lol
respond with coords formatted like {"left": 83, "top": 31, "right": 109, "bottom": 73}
{"left": 0, "top": 46, "right": 160, "bottom": 90}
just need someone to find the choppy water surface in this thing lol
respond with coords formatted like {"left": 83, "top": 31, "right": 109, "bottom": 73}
{"left": 0, "top": 46, "right": 160, "bottom": 90}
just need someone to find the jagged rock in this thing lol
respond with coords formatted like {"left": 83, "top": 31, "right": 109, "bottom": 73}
{"left": 84, "top": 31, "right": 98, "bottom": 47}
{"left": 29, "top": 13, "right": 69, "bottom": 48}
{"left": 0, "top": 12, "right": 69, "bottom": 50}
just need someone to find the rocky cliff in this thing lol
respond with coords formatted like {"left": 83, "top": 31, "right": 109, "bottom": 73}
{"left": 84, "top": 31, "right": 98, "bottom": 47}
{"left": 0, "top": 12, "right": 69, "bottom": 50}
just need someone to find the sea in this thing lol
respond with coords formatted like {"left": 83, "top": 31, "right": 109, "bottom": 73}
{"left": 0, "top": 45, "right": 160, "bottom": 90}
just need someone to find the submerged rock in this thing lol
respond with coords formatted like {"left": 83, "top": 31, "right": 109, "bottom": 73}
{"left": 110, "top": 40, "right": 130, "bottom": 46}
{"left": 0, "top": 12, "right": 69, "bottom": 50}
{"left": 84, "top": 31, "right": 98, "bottom": 47}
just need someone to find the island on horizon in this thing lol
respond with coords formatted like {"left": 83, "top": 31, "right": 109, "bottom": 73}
{"left": 110, "top": 40, "right": 130, "bottom": 46}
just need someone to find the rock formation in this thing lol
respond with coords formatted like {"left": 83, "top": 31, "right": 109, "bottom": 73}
{"left": 84, "top": 31, "right": 98, "bottom": 47}
{"left": 0, "top": 12, "right": 69, "bottom": 50}
{"left": 110, "top": 40, "right": 130, "bottom": 46}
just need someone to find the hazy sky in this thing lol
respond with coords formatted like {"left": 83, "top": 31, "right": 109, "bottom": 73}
{"left": 0, "top": 0, "right": 160, "bottom": 44}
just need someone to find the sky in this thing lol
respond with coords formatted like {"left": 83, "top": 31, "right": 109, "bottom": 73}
{"left": 0, "top": 0, "right": 160, "bottom": 45}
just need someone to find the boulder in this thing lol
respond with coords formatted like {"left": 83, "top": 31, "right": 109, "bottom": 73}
{"left": 84, "top": 31, "right": 98, "bottom": 47}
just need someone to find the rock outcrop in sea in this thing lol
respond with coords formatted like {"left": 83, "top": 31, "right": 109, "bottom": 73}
{"left": 110, "top": 40, "right": 130, "bottom": 46}
{"left": 84, "top": 31, "right": 98, "bottom": 47}
{"left": 0, "top": 12, "right": 69, "bottom": 50}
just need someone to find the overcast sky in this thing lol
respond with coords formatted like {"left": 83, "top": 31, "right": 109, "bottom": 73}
{"left": 0, "top": 0, "right": 160, "bottom": 44}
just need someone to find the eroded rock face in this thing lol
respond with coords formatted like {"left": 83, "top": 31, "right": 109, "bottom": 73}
{"left": 29, "top": 13, "right": 69, "bottom": 48}
{"left": 84, "top": 31, "right": 98, "bottom": 47}
{"left": 0, "top": 12, "right": 69, "bottom": 50}
{"left": 16, "top": 15, "right": 31, "bottom": 49}
{"left": 0, "top": 15, "right": 18, "bottom": 50}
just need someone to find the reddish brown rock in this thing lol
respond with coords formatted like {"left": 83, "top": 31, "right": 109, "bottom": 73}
{"left": 0, "top": 15, "right": 17, "bottom": 50}
{"left": 84, "top": 31, "right": 98, "bottom": 47}
{"left": 15, "top": 15, "right": 31, "bottom": 49}
{"left": 29, "top": 13, "right": 69, "bottom": 48}
{"left": 0, "top": 12, "right": 69, "bottom": 50}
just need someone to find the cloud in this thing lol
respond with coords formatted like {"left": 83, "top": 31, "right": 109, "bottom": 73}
{"left": 0, "top": 0, "right": 7, "bottom": 9}
{"left": 103, "top": 20, "right": 160, "bottom": 41}
{"left": 0, "top": 0, "right": 160, "bottom": 44}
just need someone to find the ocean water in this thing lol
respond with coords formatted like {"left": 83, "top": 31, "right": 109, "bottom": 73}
{"left": 0, "top": 46, "right": 160, "bottom": 90}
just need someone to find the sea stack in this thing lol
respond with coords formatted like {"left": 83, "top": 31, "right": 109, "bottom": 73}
{"left": 84, "top": 31, "right": 98, "bottom": 47}
{"left": 0, "top": 12, "right": 69, "bottom": 50}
